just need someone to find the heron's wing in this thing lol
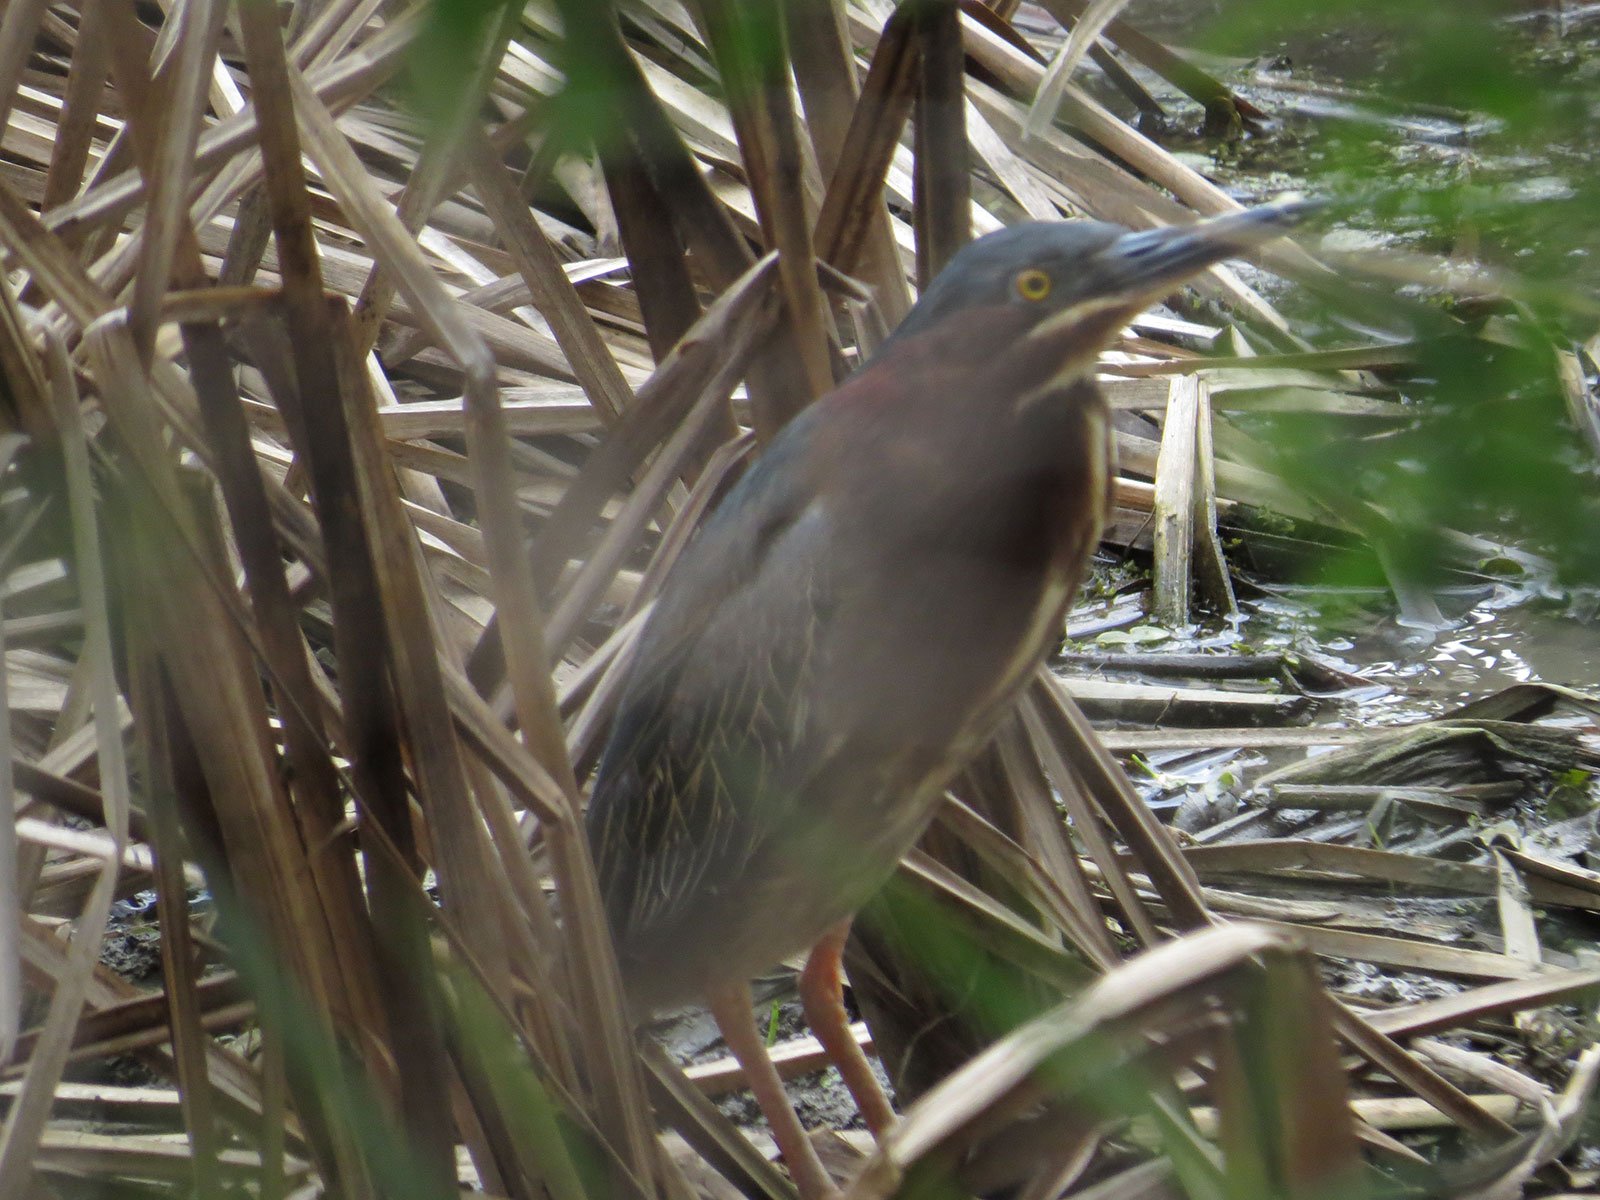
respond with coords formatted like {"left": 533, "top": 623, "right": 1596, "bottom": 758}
{"left": 585, "top": 419, "right": 838, "bottom": 944}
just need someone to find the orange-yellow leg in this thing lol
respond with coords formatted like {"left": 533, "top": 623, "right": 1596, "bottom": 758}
{"left": 708, "top": 983, "right": 840, "bottom": 1200}
{"left": 799, "top": 919, "right": 897, "bottom": 1140}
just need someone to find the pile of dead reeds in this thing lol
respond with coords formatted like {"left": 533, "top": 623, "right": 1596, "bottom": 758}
{"left": 3, "top": 1, "right": 1600, "bottom": 1198}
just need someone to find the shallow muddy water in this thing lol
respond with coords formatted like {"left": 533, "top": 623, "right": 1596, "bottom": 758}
{"left": 1040, "top": 1, "right": 1600, "bottom": 715}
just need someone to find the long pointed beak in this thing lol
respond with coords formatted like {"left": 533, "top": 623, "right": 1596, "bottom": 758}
{"left": 1020, "top": 198, "right": 1319, "bottom": 350}
{"left": 1099, "top": 196, "right": 1319, "bottom": 301}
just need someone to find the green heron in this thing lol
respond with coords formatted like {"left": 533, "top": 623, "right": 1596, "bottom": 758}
{"left": 587, "top": 201, "right": 1310, "bottom": 1199}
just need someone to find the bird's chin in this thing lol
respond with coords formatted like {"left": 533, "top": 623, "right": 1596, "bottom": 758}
{"left": 1024, "top": 297, "right": 1146, "bottom": 353}
{"left": 1014, "top": 300, "right": 1145, "bottom": 406}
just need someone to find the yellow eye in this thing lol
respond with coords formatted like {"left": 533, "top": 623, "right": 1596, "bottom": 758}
{"left": 1015, "top": 268, "right": 1052, "bottom": 302}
